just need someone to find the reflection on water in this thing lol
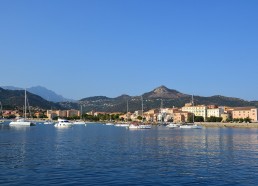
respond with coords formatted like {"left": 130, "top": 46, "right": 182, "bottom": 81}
{"left": 0, "top": 124, "right": 258, "bottom": 185}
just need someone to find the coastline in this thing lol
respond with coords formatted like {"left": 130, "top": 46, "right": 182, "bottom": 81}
{"left": 196, "top": 122, "right": 258, "bottom": 128}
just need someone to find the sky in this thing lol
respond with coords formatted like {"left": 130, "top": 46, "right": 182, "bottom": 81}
{"left": 0, "top": 0, "right": 258, "bottom": 101}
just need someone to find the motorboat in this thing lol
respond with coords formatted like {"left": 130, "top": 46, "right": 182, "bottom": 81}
{"left": 106, "top": 123, "right": 114, "bottom": 126}
{"left": 44, "top": 120, "right": 54, "bottom": 125}
{"left": 128, "top": 123, "right": 151, "bottom": 129}
{"left": 115, "top": 123, "right": 130, "bottom": 127}
{"left": 73, "top": 120, "right": 86, "bottom": 125}
{"left": 166, "top": 123, "right": 180, "bottom": 128}
{"left": 179, "top": 124, "right": 202, "bottom": 129}
{"left": 54, "top": 118, "right": 73, "bottom": 127}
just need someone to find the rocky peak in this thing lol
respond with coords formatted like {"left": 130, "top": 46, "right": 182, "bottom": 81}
{"left": 153, "top": 85, "right": 169, "bottom": 94}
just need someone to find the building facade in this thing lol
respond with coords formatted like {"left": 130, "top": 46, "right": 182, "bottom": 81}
{"left": 207, "top": 108, "right": 224, "bottom": 118}
{"left": 232, "top": 107, "right": 258, "bottom": 122}
{"left": 182, "top": 104, "right": 207, "bottom": 120}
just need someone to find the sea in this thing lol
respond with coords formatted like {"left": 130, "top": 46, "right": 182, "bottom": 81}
{"left": 1, "top": 122, "right": 258, "bottom": 185}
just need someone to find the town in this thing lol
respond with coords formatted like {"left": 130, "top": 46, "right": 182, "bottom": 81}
{"left": 1, "top": 100, "right": 257, "bottom": 124}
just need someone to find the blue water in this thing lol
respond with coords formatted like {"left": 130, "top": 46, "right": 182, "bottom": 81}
{"left": 1, "top": 123, "right": 258, "bottom": 185}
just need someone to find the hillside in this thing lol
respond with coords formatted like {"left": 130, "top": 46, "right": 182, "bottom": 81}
{"left": 1, "top": 86, "right": 258, "bottom": 112}
{"left": 0, "top": 88, "right": 63, "bottom": 110}
{"left": 1, "top": 85, "right": 73, "bottom": 102}
{"left": 76, "top": 86, "right": 258, "bottom": 112}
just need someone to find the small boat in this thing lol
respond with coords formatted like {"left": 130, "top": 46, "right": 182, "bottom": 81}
{"left": 73, "top": 120, "right": 86, "bottom": 125}
{"left": 128, "top": 123, "right": 151, "bottom": 129}
{"left": 44, "top": 120, "right": 54, "bottom": 125}
{"left": 179, "top": 124, "right": 202, "bottom": 129}
{"left": 166, "top": 123, "right": 180, "bottom": 128}
{"left": 115, "top": 123, "right": 130, "bottom": 127}
{"left": 106, "top": 123, "right": 114, "bottom": 126}
{"left": 54, "top": 118, "right": 73, "bottom": 128}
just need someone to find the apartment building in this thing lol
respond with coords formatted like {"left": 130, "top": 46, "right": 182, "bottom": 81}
{"left": 47, "top": 109, "right": 80, "bottom": 119}
{"left": 173, "top": 111, "right": 192, "bottom": 123}
{"left": 232, "top": 107, "right": 258, "bottom": 122}
{"left": 207, "top": 108, "right": 224, "bottom": 118}
{"left": 182, "top": 104, "right": 207, "bottom": 120}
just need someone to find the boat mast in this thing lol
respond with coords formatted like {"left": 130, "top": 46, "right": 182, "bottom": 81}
{"left": 80, "top": 105, "right": 82, "bottom": 119}
{"left": 25, "top": 89, "right": 27, "bottom": 120}
{"left": 192, "top": 95, "right": 194, "bottom": 123}
{"left": 141, "top": 96, "right": 143, "bottom": 122}
{"left": 126, "top": 99, "right": 129, "bottom": 121}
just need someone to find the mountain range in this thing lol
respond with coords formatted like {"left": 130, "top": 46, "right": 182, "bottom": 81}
{"left": 1, "top": 85, "right": 258, "bottom": 112}
{"left": 1, "top": 86, "right": 72, "bottom": 102}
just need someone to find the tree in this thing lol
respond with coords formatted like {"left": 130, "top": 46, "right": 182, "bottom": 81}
{"left": 244, "top": 117, "right": 251, "bottom": 123}
{"left": 137, "top": 116, "right": 142, "bottom": 121}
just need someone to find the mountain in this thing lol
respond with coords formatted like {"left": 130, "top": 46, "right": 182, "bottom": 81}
{"left": 0, "top": 88, "right": 63, "bottom": 110}
{"left": 142, "top": 85, "right": 188, "bottom": 99}
{"left": 74, "top": 86, "right": 258, "bottom": 112}
{"left": 1, "top": 85, "right": 258, "bottom": 112}
{"left": 1, "top": 85, "right": 73, "bottom": 102}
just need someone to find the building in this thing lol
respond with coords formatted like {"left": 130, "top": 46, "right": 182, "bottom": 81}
{"left": 207, "top": 108, "right": 224, "bottom": 118}
{"left": 47, "top": 109, "right": 80, "bottom": 119}
{"left": 173, "top": 111, "right": 193, "bottom": 123}
{"left": 232, "top": 107, "right": 258, "bottom": 122}
{"left": 182, "top": 104, "right": 207, "bottom": 120}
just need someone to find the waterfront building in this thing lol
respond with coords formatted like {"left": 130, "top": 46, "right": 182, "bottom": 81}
{"left": 173, "top": 111, "right": 193, "bottom": 123}
{"left": 67, "top": 109, "right": 80, "bottom": 117}
{"left": 232, "top": 107, "right": 258, "bottom": 122}
{"left": 182, "top": 103, "right": 207, "bottom": 120}
{"left": 207, "top": 108, "right": 224, "bottom": 118}
{"left": 47, "top": 109, "right": 80, "bottom": 119}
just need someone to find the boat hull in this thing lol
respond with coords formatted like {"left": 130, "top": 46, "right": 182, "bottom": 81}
{"left": 9, "top": 121, "right": 35, "bottom": 126}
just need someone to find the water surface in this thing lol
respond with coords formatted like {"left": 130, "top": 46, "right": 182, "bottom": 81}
{"left": 1, "top": 123, "right": 258, "bottom": 185}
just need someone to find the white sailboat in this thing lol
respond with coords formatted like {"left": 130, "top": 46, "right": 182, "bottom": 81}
{"left": 9, "top": 89, "right": 35, "bottom": 126}
{"left": 179, "top": 95, "right": 202, "bottom": 129}
{"left": 73, "top": 105, "right": 86, "bottom": 125}
{"left": 129, "top": 96, "right": 151, "bottom": 129}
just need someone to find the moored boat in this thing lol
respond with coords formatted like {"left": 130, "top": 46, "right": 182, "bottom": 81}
{"left": 166, "top": 123, "right": 180, "bottom": 128}
{"left": 54, "top": 118, "right": 73, "bottom": 127}
{"left": 128, "top": 123, "right": 151, "bottom": 129}
{"left": 179, "top": 124, "right": 202, "bottom": 129}
{"left": 9, "top": 89, "right": 35, "bottom": 126}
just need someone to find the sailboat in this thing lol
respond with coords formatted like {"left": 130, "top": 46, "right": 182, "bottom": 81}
{"left": 116, "top": 100, "right": 130, "bottom": 127}
{"left": 129, "top": 96, "right": 151, "bottom": 129}
{"left": 73, "top": 105, "right": 86, "bottom": 125}
{"left": 180, "top": 95, "right": 202, "bottom": 129}
{"left": 9, "top": 89, "right": 35, "bottom": 126}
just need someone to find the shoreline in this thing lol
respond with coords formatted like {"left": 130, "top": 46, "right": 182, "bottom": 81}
{"left": 196, "top": 122, "right": 258, "bottom": 128}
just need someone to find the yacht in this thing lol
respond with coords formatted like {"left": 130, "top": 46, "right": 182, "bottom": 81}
{"left": 9, "top": 89, "right": 35, "bottom": 126}
{"left": 54, "top": 118, "right": 73, "bottom": 127}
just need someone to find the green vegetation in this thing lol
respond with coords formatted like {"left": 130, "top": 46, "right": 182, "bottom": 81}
{"left": 206, "top": 116, "right": 223, "bottom": 122}
{"left": 187, "top": 115, "right": 204, "bottom": 123}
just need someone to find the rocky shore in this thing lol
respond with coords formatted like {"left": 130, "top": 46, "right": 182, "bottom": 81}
{"left": 196, "top": 122, "right": 258, "bottom": 128}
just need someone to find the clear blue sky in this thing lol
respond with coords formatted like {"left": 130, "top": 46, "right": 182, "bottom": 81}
{"left": 0, "top": 0, "right": 257, "bottom": 100}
